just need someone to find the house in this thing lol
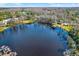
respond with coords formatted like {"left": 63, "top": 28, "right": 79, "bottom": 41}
{"left": 63, "top": 23, "right": 69, "bottom": 25}
{"left": 2, "top": 18, "right": 13, "bottom": 25}
{"left": 13, "top": 18, "right": 19, "bottom": 21}
{"left": 0, "top": 21, "right": 5, "bottom": 26}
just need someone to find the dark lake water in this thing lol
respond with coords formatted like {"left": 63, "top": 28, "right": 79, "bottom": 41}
{"left": 0, "top": 23, "right": 68, "bottom": 56}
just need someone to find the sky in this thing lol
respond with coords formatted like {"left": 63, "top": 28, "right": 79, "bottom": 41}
{"left": 0, "top": 0, "right": 78, "bottom": 3}
{"left": 0, "top": 3, "right": 79, "bottom": 7}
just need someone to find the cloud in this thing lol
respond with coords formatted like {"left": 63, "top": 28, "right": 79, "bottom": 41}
{"left": 48, "top": 3, "right": 79, "bottom": 7}
{"left": 0, "top": 3, "right": 79, "bottom": 7}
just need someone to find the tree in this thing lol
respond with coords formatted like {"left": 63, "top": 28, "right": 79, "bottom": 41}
{"left": 71, "top": 17, "right": 76, "bottom": 21}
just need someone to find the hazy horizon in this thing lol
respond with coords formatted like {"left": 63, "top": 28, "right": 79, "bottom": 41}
{"left": 0, "top": 3, "right": 79, "bottom": 7}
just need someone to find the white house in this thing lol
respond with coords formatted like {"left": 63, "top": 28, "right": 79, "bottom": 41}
{"left": 0, "top": 21, "right": 5, "bottom": 26}
{"left": 62, "top": 23, "right": 70, "bottom": 25}
{"left": 2, "top": 18, "right": 12, "bottom": 25}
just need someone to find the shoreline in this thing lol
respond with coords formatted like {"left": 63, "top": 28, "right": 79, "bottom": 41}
{"left": 0, "top": 20, "right": 35, "bottom": 32}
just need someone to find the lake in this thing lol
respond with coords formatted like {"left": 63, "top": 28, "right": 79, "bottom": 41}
{"left": 0, "top": 23, "right": 68, "bottom": 56}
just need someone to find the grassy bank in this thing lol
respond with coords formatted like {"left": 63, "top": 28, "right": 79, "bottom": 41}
{"left": 52, "top": 23, "right": 73, "bottom": 32}
{"left": 0, "top": 27, "right": 9, "bottom": 32}
{"left": 15, "top": 20, "right": 34, "bottom": 24}
{"left": 0, "top": 20, "right": 35, "bottom": 32}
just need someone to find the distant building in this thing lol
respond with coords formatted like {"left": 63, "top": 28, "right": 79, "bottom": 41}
{"left": 0, "top": 21, "right": 5, "bottom": 26}
{"left": 2, "top": 18, "right": 13, "bottom": 25}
